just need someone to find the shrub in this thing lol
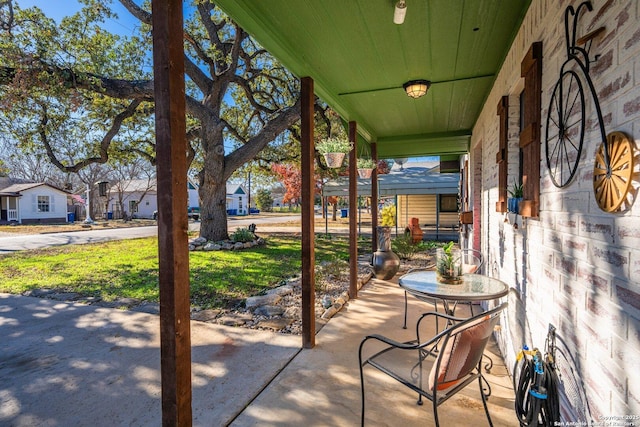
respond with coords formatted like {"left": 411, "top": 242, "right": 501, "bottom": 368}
{"left": 380, "top": 204, "right": 396, "bottom": 227}
{"left": 392, "top": 234, "right": 428, "bottom": 260}
{"left": 231, "top": 227, "right": 255, "bottom": 243}
{"left": 315, "top": 257, "right": 348, "bottom": 292}
{"left": 255, "top": 189, "right": 273, "bottom": 212}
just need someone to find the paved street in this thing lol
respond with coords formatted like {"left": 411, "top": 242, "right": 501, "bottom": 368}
{"left": 0, "top": 215, "right": 304, "bottom": 255}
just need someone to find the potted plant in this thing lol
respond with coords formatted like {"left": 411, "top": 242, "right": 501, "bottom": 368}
{"left": 436, "top": 241, "right": 463, "bottom": 284}
{"left": 316, "top": 137, "right": 352, "bottom": 168}
{"left": 507, "top": 181, "right": 523, "bottom": 214}
{"left": 372, "top": 204, "right": 400, "bottom": 279}
{"left": 357, "top": 158, "right": 376, "bottom": 178}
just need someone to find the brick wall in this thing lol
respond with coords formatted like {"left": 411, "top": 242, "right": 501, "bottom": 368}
{"left": 473, "top": 0, "right": 640, "bottom": 418}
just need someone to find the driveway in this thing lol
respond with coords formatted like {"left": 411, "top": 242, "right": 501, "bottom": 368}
{"left": 0, "top": 293, "right": 300, "bottom": 427}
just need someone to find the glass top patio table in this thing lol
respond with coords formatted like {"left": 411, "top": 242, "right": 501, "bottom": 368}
{"left": 398, "top": 271, "right": 509, "bottom": 302}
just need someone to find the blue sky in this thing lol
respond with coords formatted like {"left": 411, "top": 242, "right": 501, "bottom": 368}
{"left": 16, "top": 0, "right": 141, "bottom": 36}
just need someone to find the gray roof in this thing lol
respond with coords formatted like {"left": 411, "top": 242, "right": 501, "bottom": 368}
{"left": 0, "top": 178, "right": 53, "bottom": 196}
{"left": 322, "top": 166, "right": 460, "bottom": 197}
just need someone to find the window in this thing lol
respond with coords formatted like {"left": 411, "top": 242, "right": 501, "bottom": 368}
{"left": 439, "top": 194, "right": 458, "bottom": 213}
{"left": 238, "top": 197, "right": 243, "bottom": 210}
{"left": 129, "top": 200, "right": 138, "bottom": 213}
{"left": 37, "top": 195, "right": 50, "bottom": 212}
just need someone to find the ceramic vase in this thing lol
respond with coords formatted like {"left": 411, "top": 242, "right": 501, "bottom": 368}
{"left": 372, "top": 226, "right": 400, "bottom": 280}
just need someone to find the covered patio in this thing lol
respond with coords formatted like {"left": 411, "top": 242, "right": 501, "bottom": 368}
{"left": 151, "top": 0, "right": 639, "bottom": 424}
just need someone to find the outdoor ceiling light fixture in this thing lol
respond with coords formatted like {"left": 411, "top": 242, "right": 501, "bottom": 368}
{"left": 403, "top": 79, "right": 431, "bottom": 98}
{"left": 393, "top": 0, "right": 407, "bottom": 24}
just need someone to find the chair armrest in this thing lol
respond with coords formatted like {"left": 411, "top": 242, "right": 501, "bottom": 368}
{"left": 417, "top": 310, "right": 468, "bottom": 325}
{"left": 415, "top": 310, "right": 469, "bottom": 343}
{"left": 360, "top": 334, "right": 419, "bottom": 350}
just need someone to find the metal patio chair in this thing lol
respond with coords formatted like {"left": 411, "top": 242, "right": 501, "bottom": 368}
{"left": 359, "top": 302, "right": 507, "bottom": 427}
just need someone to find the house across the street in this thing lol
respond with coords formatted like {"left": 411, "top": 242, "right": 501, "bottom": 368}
{"left": 0, "top": 177, "right": 69, "bottom": 225}
{"left": 106, "top": 178, "right": 248, "bottom": 219}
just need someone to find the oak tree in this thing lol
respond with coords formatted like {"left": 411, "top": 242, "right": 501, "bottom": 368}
{"left": 0, "top": 0, "right": 302, "bottom": 240}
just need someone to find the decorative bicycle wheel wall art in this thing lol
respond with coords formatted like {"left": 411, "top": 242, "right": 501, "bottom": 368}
{"left": 593, "top": 131, "right": 634, "bottom": 213}
{"left": 544, "top": 1, "right": 636, "bottom": 212}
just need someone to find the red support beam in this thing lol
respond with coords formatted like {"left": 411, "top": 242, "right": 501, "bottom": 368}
{"left": 371, "top": 143, "right": 379, "bottom": 252}
{"left": 300, "top": 77, "right": 315, "bottom": 349}
{"left": 348, "top": 122, "right": 358, "bottom": 299}
{"left": 152, "top": 0, "right": 192, "bottom": 425}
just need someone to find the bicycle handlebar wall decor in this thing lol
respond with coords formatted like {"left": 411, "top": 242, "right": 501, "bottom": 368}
{"left": 545, "top": 1, "right": 635, "bottom": 212}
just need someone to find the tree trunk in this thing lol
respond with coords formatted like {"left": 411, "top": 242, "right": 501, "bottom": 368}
{"left": 198, "top": 124, "right": 229, "bottom": 241}
{"left": 199, "top": 178, "right": 228, "bottom": 240}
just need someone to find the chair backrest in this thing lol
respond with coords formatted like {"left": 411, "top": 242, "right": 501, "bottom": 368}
{"left": 428, "top": 303, "right": 506, "bottom": 392}
{"left": 461, "top": 248, "right": 485, "bottom": 274}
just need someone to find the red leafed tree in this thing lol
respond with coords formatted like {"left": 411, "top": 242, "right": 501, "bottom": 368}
{"left": 271, "top": 164, "right": 302, "bottom": 205}
{"left": 272, "top": 163, "right": 324, "bottom": 206}
{"left": 377, "top": 159, "right": 391, "bottom": 174}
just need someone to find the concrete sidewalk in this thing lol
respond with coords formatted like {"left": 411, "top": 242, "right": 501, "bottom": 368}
{"left": 1, "top": 278, "right": 516, "bottom": 427}
{"left": 0, "top": 293, "right": 300, "bottom": 427}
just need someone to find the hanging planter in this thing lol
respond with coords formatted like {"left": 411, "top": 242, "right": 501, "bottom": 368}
{"left": 358, "top": 168, "right": 373, "bottom": 179}
{"left": 316, "top": 137, "right": 352, "bottom": 169}
{"left": 323, "top": 152, "right": 346, "bottom": 168}
{"left": 357, "top": 158, "right": 376, "bottom": 179}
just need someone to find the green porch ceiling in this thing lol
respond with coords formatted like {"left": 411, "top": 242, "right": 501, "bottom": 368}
{"left": 215, "top": 0, "right": 531, "bottom": 158}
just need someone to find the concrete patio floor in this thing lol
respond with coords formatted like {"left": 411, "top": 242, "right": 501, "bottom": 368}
{"left": 1, "top": 276, "right": 517, "bottom": 426}
{"left": 230, "top": 277, "right": 517, "bottom": 426}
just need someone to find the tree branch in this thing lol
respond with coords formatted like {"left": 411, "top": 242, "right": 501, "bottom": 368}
{"left": 41, "top": 99, "right": 143, "bottom": 173}
{"left": 224, "top": 98, "right": 301, "bottom": 180}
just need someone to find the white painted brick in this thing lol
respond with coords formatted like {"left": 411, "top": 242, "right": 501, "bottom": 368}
{"left": 474, "top": 0, "right": 640, "bottom": 415}
{"left": 579, "top": 214, "right": 616, "bottom": 243}
{"left": 562, "top": 234, "right": 590, "bottom": 262}
{"left": 589, "top": 241, "right": 630, "bottom": 275}
{"left": 562, "top": 191, "right": 591, "bottom": 213}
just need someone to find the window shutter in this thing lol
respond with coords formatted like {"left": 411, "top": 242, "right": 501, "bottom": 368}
{"left": 519, "top": 41, "right": 542, "bottom": 218}
{"left": 496, "top": 96, "right": 509, "bottom": 213}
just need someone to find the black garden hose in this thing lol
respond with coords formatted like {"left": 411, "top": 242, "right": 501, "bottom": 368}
{"left": 514, "top": 349, "right": 560, "bottom": 426}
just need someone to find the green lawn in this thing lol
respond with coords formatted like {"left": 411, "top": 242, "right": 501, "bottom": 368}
{"left": 0, "top": 235, "right": 350, "bottom": 309}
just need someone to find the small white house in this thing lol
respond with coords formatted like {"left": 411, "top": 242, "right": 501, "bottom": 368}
{"left": 226, "top": 183, "right": 247, "bottom": 215}
{"left": 109, "top": 179, "right": 158, "bottom": 219}
{"left": 0, "top": 178, "right": 69, "bottom": 224}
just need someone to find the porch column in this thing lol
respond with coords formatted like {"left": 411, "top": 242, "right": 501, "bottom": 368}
{"left": 301, "top": 76, "right": 315, "bottom": 348}
{"left": 152, "top": 0, "right": 193, "bottom": 425}
{"left": 371, "top": 143, "right": 379, "bottom": 251}
{"left": 348, "top": 121, "right": 358, "bottom": 299}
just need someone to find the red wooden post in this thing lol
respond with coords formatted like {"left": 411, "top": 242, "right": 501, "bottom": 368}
{"left": 301, "top": 77, "right": 315, "bottom": 348}
{"left": 348, "top": 122, "right": 358, "bottom": 299}
{"left": 371, "top": 143, "right": 379, "bottom": 252}
{"left": 151, "top": 0, "right": 192, "bottom": 425}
